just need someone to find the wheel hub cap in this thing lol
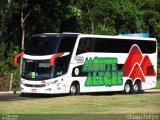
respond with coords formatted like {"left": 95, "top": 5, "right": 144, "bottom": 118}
{"left": 71, "top": 86, "right": 76, "bottom": 94}
{"left": 125, "top": 84, "right": 130, "bottom": 93}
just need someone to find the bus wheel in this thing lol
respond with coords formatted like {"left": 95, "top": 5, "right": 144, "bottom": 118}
{"left": 133, "top": 81, "right": 141, "bottom": 94}
{"left": 124, "top": 81, "right": 133, "bottom": 94}
{"left": 70, "top": 83, "right": 80, "bottom": 95}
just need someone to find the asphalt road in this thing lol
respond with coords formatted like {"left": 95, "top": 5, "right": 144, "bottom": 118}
{"left": 0, "top": 90, "right": 160, "bottom": 101}
{"left": 0, "top": 93, "right": 54, "bottom": 101}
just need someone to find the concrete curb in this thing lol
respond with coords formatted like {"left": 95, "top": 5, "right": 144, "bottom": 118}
{"left": 0, "top": 91, "right": 21, "bottom": 94}
{"left": 144, "top": 89, "right": 160, "bottom": 92}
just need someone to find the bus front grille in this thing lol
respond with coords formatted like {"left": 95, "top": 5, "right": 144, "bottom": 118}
{"left": 24, "top": 84, "right": 46, "bottom": 88}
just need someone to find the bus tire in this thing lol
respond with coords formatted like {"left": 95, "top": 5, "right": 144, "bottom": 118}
{"left": 133, "top": 81, "right": 141, "bottom": 94}
{"left": 124, "top": 81, "right": 133, "bottom": 94}
{"left": 69, "top": 82, "right": 80, "bottom": 95}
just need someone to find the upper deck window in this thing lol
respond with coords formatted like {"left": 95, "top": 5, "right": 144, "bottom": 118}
{"left": 25, "top": 36, "right": 60, "bottom": 55}
{"left": 25, "top": 34, "right": 78, "bottom": 56}
{"left": 76, "top": 37, "right": 156, "bottom": 55}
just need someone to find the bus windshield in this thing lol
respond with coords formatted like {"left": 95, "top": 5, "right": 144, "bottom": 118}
{"left": 22, "top": 59, "right": 53, "bottom": 80}
{"left": 25, "top": 36, "right": 60, "bottom": 55}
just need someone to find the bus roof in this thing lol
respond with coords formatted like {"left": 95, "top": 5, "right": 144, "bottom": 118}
{"left": 79, "top": 34, "right": 156, "bottom": 41}
{"left": 31, "top": 33, "right": 80, "bottom": 38}
{"left": 31, "top": 33, "right": 156, "bottom": 41}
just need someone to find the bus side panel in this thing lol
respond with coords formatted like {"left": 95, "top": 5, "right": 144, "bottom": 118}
{"left": 68, "top": 36, "right": 157, "bottom": 93}
{"left": 68, "top": 53, "right": 126, "bottom": 93}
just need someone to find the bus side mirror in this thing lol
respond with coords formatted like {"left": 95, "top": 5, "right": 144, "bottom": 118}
{"left": 14, "top": 52, "right": 24, "bottom": 65}
{"left": 50, "top": 52, "right": 64, "bottom": 66}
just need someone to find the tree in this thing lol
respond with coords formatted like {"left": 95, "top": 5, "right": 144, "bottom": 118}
{"left": 20, "top": 0, "right": 31, "bottom": 51}
{"left": 135, "top": 0, "right": 160, "bottom": 52}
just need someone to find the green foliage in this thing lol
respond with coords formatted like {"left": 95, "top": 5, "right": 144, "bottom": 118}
{"left": 158, "top": 58, "right": 160, "bottom": 82}
{"left": 0, "top": 43, "right": 20, "bottom": 91}
{"left": 156, "top": 80, "right": 160, "bottom": 89}
{"left": 6, "top": 43, "right": 19, "bottom": 68}
{"left": 95, "top": 24, "right": 116, "bottom": 35}
{"left": 12, "top": 66, "right": 20, "bottom": 91}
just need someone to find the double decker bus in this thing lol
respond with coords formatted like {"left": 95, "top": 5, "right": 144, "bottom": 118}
{"left": 14, "top": 33, "right": 157, "bottom": 95}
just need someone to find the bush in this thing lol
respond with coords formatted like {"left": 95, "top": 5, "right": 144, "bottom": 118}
{"left": 12, "top": 66, "right": 21, "bottom": 91}
{"left": 0, "top": 43, "right": 21, "bottom": 91}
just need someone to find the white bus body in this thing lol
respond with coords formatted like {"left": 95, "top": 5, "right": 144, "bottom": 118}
{"left": 14, "top": 33, "right": 157, "bottom": 95}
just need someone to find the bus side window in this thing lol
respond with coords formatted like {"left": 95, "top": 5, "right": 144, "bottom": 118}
{"left": 76, "top": 38, "right": 96, "bottom": 55}
{"left": 54, "top": 36, "right": 77, "bottom": 77}
{"left": 54, "top": 56, "right": 70, "bottom": 77}
{"left": 76, "top": 39, "right": 87, "bottom": 54}
{"left": 93, "top": 38, "right": 117, "bottom": 53}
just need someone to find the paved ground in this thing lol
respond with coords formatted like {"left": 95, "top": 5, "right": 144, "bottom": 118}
{"left": 0, "top": 89, "right": 160, "bottom": 101}
{"left": 144, "top": 89, "right": 160, "bottom": 93}
{"left": 0, "top": 93, "right": 54, "bottom": 101}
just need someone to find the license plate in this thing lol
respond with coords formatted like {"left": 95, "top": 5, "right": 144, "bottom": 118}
{"left": 31, "top": 89, "right": 37, "bottom": 92}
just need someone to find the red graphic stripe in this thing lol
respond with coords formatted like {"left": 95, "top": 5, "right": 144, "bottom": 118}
{"left": 122, "top": 45, "right": 143, "bottom": 76}
{"left": 122, "top": 45, "right": 156, "bottom": 82}
{"left": 129, "top": 64, "right": 145, "bottom": 82}
{"left": 140, "top": 55, "right": 156, "bottom": 76}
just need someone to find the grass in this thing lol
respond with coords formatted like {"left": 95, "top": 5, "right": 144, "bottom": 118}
{"left": 0, "top": 93, "right": 160, "bottom": 120}
{"left": 0, "top": 94, "right": 160, "bottom": 114}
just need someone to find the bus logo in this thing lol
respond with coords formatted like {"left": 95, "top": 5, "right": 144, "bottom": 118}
{"left": 122, "top": 45, "right": 156, "bottom": 82}
{"left": 82, "top": 57, "right": 123, "bottom": 86}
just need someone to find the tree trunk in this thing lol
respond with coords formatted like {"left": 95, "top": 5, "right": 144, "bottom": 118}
{"left": 20, "top": 10, "right": 24, "bottom": 75}
{"left": 91, "top": 18, "right": 94, "bottom": 34}
{"left": 8, "top": 0, "right": 11, "bottom": 5}
{"left": 21, "top": 10, "right": 25, "bottom": 51}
